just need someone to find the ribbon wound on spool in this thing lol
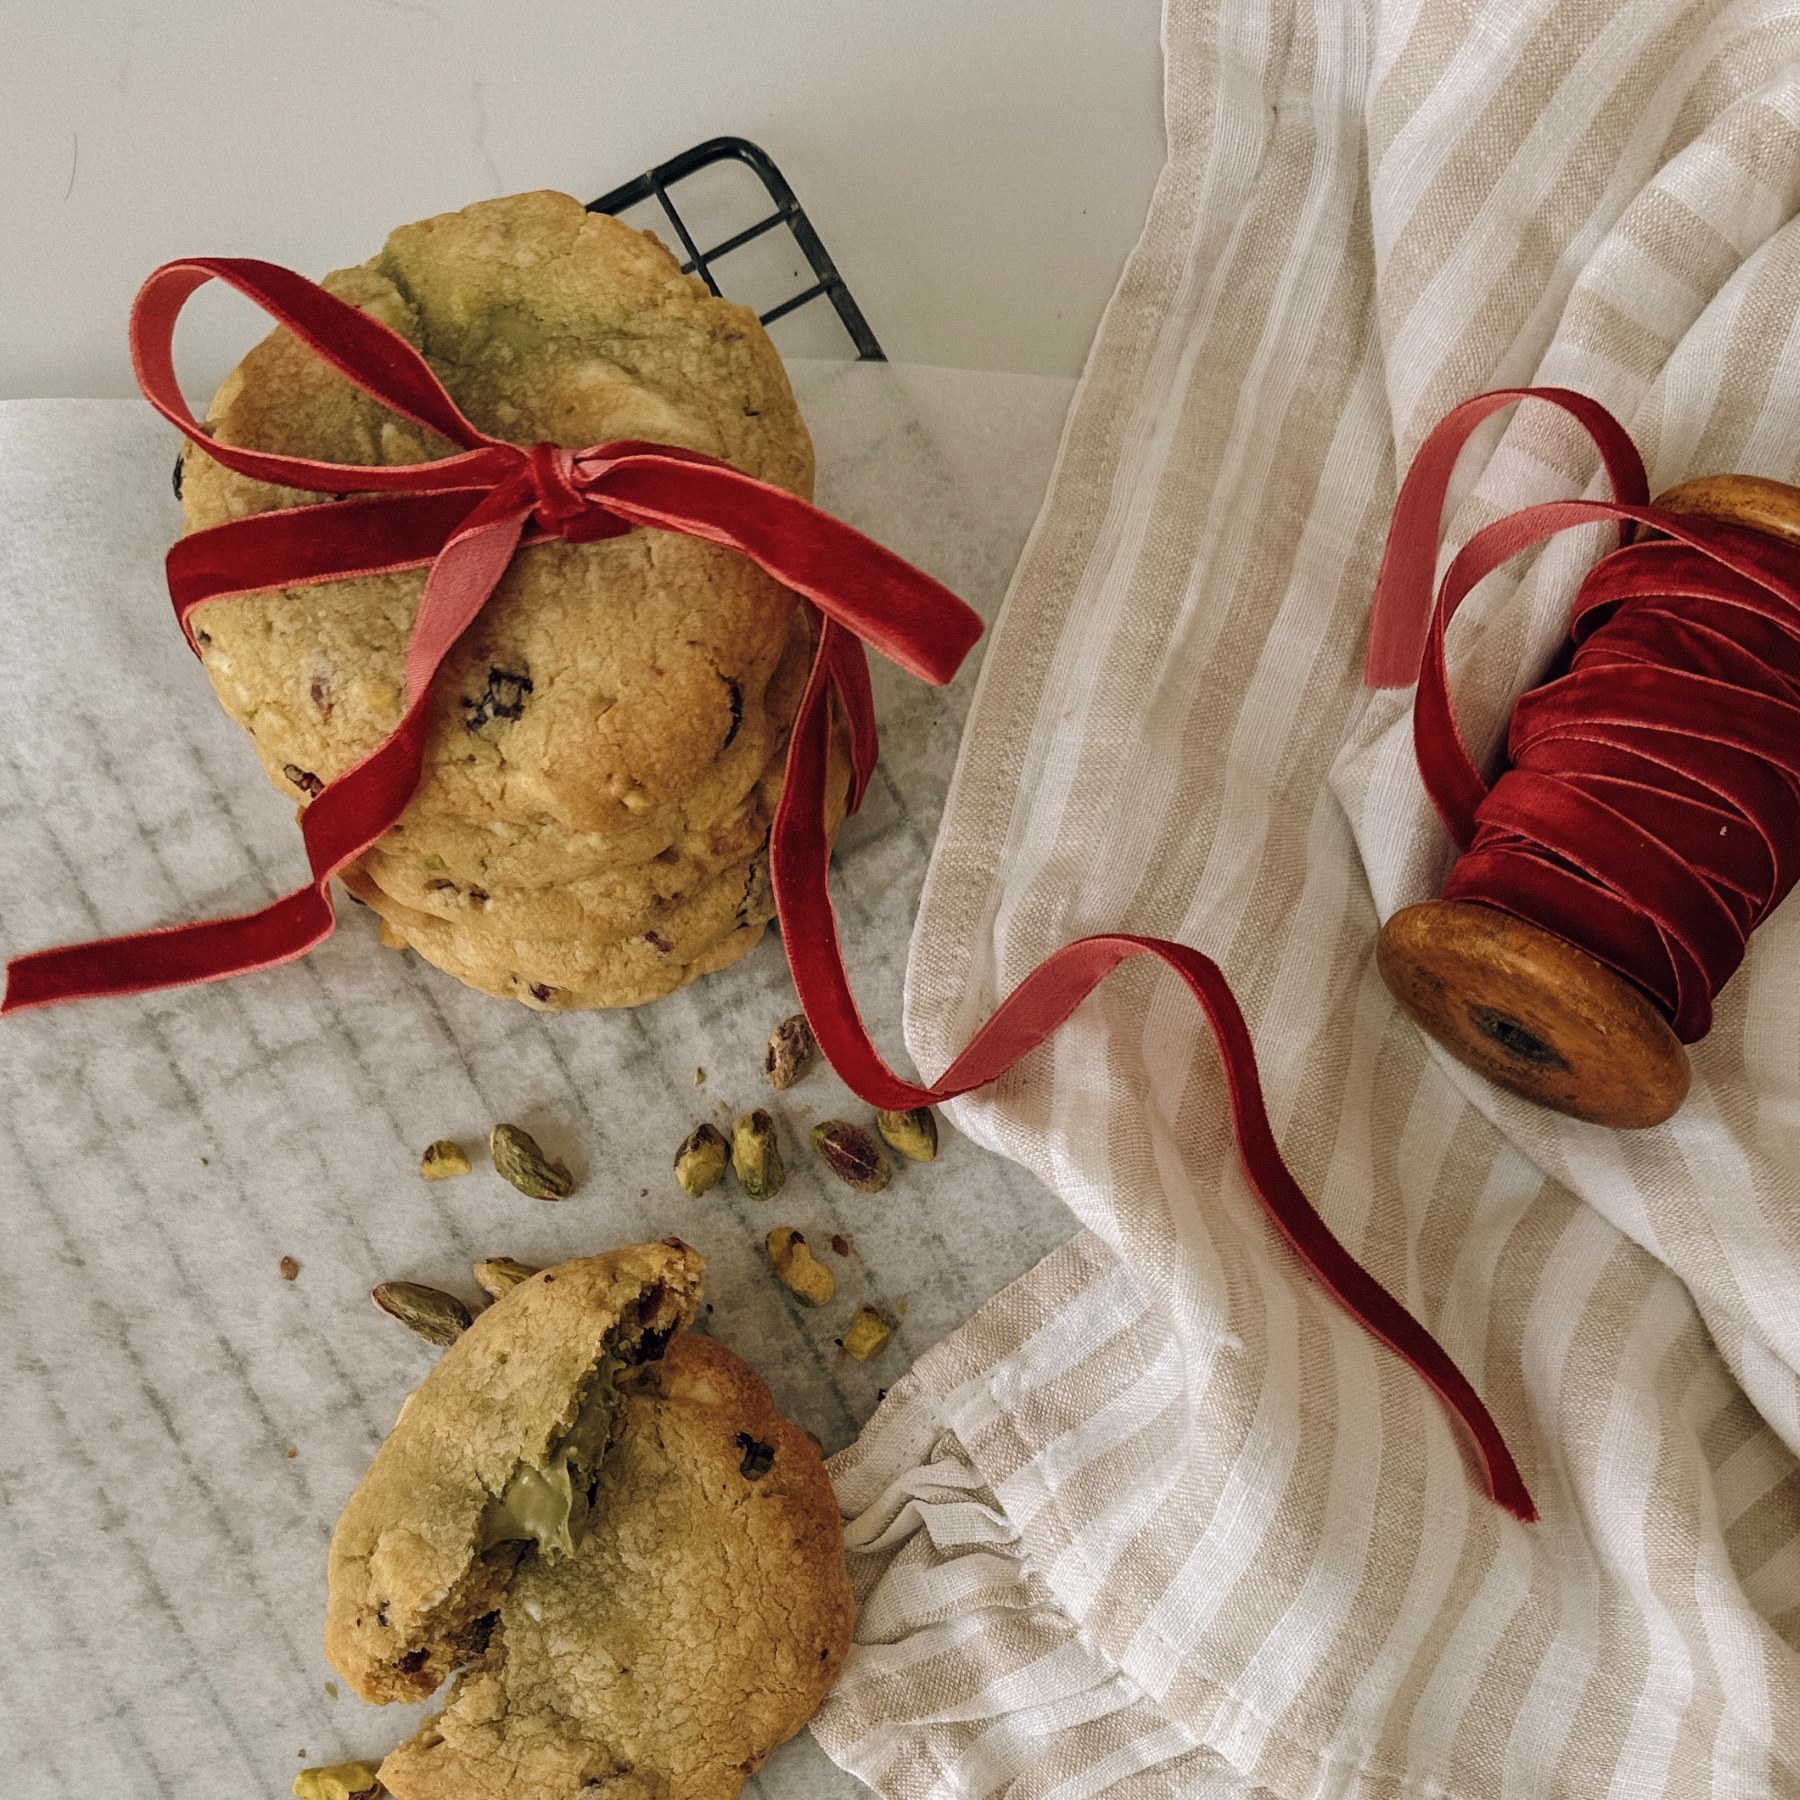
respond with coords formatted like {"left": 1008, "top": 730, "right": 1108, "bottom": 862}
{"left": 1366, "top": 386, "right": 1800, "bottom": 1044}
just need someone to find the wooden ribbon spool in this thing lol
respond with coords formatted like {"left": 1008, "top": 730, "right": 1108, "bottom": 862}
{"left": 1377, "top": 472, "right": 1800, "bottom": 1130}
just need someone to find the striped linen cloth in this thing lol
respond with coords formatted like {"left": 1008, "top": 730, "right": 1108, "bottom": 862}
{"left": 811, "top": 1, "right": 1800, "bottom": 1794}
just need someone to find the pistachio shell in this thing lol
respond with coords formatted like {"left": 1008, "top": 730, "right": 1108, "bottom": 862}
{"left": 489, "top": 1124, "right": 574, "bottom": 1200}
{"left": 372, "top": 1281, "right": 472, "bottom": 1347}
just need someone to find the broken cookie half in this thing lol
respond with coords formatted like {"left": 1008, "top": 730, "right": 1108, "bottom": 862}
{"left": 325, "top": 1240, "right": 853, "bottom": 1800}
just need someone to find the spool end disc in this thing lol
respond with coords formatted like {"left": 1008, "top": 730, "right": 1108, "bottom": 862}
{"left": 1652, "top": 473, "right": 1800, "bottom": 546}
{"left": 1377, "top": 900, "right": 1689, "bottom": 1129}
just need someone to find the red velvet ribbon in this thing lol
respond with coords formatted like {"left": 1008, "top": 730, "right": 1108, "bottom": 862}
{"left": 1366, "top": 388, "right": 1800, "bottom": 1043}
{"left": 2, "top": 260, "right": 1535, "bottom": 1522}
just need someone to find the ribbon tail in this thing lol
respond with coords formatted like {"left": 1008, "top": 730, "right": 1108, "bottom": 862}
{"left": 768, "top": 636, "right": 1536, "bottom": 1522}
{"left": 3, "top": 888, "right": 335, "bottom": 1012}
{"left": 2, "top": 694, "right": 434, "bottom": 1013}
{"left": 771, "top": 628, "right": 932, "bottom": 1108}
{"left": 826, "top": 620, "right": 879, "bottom": 813}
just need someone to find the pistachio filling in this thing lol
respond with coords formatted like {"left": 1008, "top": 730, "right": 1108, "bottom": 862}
{"left": 478, "top": 1348, "right": 628, "bottom": 1559}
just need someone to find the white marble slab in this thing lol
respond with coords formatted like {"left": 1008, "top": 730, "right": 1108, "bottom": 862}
{"left": 0, "top": 360, "right": 1079, "bottom": 1798}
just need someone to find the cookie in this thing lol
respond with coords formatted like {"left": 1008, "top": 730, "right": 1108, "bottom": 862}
{"left": 325, "top": 1241, "right": 704, "bottom": 1705}
{"left": 343, "top": 668, "right": 853, "bottom": 1011}
{"left": 179, "top": 191, "right": 815, "bottom": 907}
{"left": 349, "top": 605, "right": 817, "bottom": 926}
{"left": 341, "top": 834, "right": 777, "bottom": 1010}
{"left": 375, "top": 1331, "right": 853, "bottom": 1800}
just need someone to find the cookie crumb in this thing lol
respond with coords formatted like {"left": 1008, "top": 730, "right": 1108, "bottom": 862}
{"left": 830, "top": 1235, "right": 850, "bottom": 1257}
{"left": 324, "top": 1680, "right": 338, "bottom": 1699}
{"left": 286, "top": 1445, "right": 299, "bottom": 1459}
{"left": 279, "top": 1255, "right": 301, "bottom": 1281}
{"left": 693, "top": 1066, "right": 706, "bottom": 1085}
{"left": 200, "top": 1156, "right": 209, "bottom": 1166}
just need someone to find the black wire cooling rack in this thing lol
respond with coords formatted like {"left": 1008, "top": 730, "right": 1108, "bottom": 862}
{"left": 590, "top": 136, "right": 885, "bottom": 362}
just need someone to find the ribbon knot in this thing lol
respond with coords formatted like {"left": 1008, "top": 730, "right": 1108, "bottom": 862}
{"left": 523, "top": 442, "right": 626, "bottom": 543}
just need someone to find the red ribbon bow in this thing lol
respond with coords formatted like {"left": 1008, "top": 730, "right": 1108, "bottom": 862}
{"left": 2, "top": 258, "right": 1535, "bottom": 1522}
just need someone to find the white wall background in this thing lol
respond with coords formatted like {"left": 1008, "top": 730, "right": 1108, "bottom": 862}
{"left": 1, "top": 0, "right": 1165, "bottom": 399}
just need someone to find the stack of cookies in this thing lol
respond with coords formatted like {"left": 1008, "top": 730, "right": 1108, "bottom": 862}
{"left": 178, "top": 191, "right": 846, "bottom": 1010}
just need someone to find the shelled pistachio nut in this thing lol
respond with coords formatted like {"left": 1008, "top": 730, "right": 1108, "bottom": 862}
{"left": 811, "top": 1121, "right": 892, "bottom": 1192}
{"left": 732, "top": 1109, "right": 785, "bottom": 1200}
{"left": 875, "top": 1106, "right": 938, "bottom": 1162}
{"left": 766, "top": 1226, "right": 835, "bottom": 1306}
{"left": 764, "top": 1013, "right": 818, "bottom": 1089}
{"left": 674, "top": 1122, "right": 730, "bottom": 1196}
{"left": 418, "top": 1139, "right": 471, "bottom": 1180}
{"left": 292, "top": 1764, "right": 384, "bottom": 1800}
{"left": 842, "top": 1305, "right": 895, "bottom": 1361}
